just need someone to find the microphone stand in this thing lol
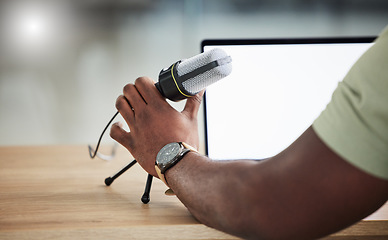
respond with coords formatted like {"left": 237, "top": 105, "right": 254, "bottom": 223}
{"left": 89, "top": 111, "right": 153, "bottom": 204}
{"left": 104, "top": 159, "right": 137, "bottom": 186}
{"left": 104, "top": 159, "right": 153, "bottom": 204}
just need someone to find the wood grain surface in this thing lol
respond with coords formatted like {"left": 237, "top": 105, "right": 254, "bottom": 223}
{"left": 0, "top": 145, "right": 386, "bottom": 239}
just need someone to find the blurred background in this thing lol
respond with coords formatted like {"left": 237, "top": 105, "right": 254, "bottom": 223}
{"left": 0, "top": 0, "right": 387, "bottom": 147}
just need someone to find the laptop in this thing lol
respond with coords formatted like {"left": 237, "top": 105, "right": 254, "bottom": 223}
{"left": 202, "top": 37, "right": 375, "bottom": 160}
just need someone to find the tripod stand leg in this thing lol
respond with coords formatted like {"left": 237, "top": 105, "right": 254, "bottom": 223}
{"left": 141, "top": 174, "right": 153, "bottom": 204}
{"left": 105, "top": 159, "right": 137, "bottom": 186}
{"left": 104, "top": 160, "right": 153, "bottom": 204}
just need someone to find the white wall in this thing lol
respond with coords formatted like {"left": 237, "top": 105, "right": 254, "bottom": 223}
{"left": 0, "top": 0, "right": 387, "bottom": 148}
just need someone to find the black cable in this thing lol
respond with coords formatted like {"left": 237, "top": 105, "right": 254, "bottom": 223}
{"left": 88, "top": 111, "right": 119, "bottom": 159}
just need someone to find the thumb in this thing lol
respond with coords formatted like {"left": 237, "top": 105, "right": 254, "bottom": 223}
{"left": 182, "top": 90, "right": 204, "bottom": 119}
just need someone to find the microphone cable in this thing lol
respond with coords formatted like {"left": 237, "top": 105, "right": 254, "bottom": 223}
{"left": 88, "top": 111, "right": 119, "bottom": 160}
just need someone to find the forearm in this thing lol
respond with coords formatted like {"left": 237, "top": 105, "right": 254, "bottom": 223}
{"left": 165, "top": 152, "right": 264, "bottom": 239}
{"left": 110, "top": 78, "right": 388, "bottom": 239}
{"left": 164, "top": 128, "right": 388, "bottom": 240}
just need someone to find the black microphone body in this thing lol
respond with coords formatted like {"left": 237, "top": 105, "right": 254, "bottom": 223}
{"left": 155, "top": 48, "right": 232, "bottom": 101}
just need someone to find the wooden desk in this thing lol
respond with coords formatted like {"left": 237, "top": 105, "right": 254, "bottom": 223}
{"left": 0, "top": 145, "right": 387, "bottom": 239}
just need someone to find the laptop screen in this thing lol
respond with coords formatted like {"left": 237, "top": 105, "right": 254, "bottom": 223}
{"left": 202, "top": 37, "right": 375, "bottom": 160}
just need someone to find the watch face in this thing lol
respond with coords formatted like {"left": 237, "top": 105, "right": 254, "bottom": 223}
{"left": 156, "top": 142, "right": 181, "bottom": 169}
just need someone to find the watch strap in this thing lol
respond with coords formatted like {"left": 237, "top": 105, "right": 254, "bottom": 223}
{"left": 181, "top": 142, "right": 198, "bottom": 152}
{"left": 155, "top": 164, "right": 169, "bottom": 186}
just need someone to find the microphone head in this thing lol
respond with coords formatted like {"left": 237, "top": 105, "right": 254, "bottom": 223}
{"left": 156, "top": 48, "right": 232, "bottom": 101}
{"left": 177, "top": 48, "right": 232, "bottom": 95}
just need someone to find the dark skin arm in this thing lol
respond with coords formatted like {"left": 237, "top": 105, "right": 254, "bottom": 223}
{"left": 111, "top": 76, "right": 388, "bottom": 240}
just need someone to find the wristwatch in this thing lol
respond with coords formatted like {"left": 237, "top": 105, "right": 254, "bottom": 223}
{"left": 155, "top": 142, "right": 197, "bottom": 187}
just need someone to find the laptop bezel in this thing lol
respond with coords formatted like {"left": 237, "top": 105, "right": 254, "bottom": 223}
{"left": 201, "top": 36, "right": 376, "bottom": 157}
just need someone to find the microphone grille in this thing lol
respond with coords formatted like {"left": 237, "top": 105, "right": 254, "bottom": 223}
{"left": 177, "top": 48, "right": 232, "bottom": 94}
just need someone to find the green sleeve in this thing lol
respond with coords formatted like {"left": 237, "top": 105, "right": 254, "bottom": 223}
{"left": 313, "top": 26, "right": 388, "bottom": 180}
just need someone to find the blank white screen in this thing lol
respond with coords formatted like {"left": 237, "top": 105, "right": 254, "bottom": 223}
{"left": 204, "top": 42, "right": 373, "bottom": 160}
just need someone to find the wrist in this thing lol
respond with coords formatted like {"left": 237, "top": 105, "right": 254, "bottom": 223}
{"left": 154, "top": 142, "right": 198, "bottom": 188}
{"left": 164, "top": 150, "right": 197, "bottom": 184}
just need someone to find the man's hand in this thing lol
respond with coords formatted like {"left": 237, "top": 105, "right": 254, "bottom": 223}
{"left": 110, "top": 76, "right": 203, "bottom": 177}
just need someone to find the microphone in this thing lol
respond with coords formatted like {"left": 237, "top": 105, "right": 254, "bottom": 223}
{"left": 155, "top": 48, "right": 232, "bottom": 101}
{"left": 90, "top": 48, "right": 232, "bottom": 160}
{"left": 91, "top": 48, "right": 232, "bottom": 203}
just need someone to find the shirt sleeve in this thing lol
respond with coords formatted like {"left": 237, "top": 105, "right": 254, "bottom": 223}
{"left": 312, "top": 25, "right": 388, "bottom": 180}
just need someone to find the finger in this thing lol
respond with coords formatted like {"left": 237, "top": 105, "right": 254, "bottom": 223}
{"left": 110, "top": 122, "right": 133, "bottom": 150}
{"left": 182, "top": 90, "right": 204, "bottom": 119}
{"left": 134, "top": 76, "right": 165, "bottom": 104}
{"left": 115, "top": 95, "right": 134, "bottom": 126}
{"left": 123, "top": 83, "right": 147, "bottom": 113}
